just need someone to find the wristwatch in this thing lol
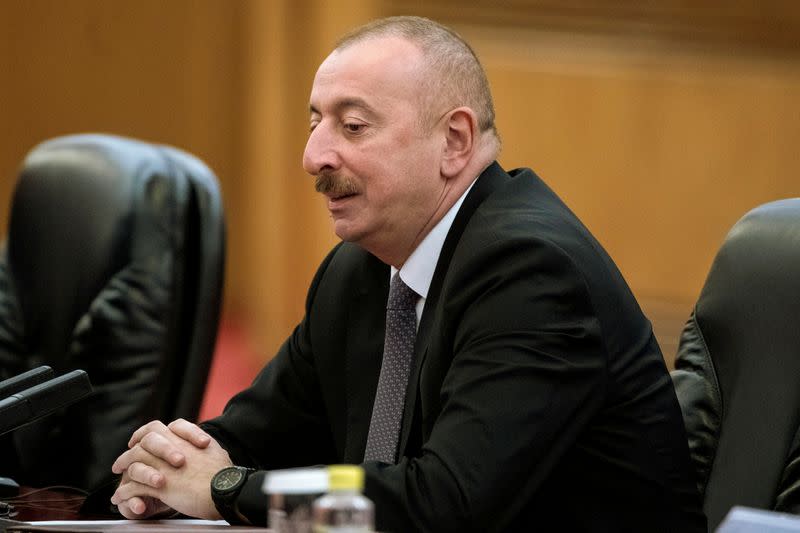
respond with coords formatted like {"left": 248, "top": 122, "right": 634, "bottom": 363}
{"left": 211, "top": 465, "right": 255, "bottom": 524}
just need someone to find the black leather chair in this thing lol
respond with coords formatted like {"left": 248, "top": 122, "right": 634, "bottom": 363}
{"left": 0, "top": 134, "right": 225, "bottom": 493}
{"left": 672, "top": 198, "right": 800, "bottom": 530}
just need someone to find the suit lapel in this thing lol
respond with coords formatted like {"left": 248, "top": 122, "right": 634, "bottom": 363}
{"left": 343, "top": 252, "right": 389, "bottom": 463}
{"left": 398, "top": 162, "right": 509, "bottom": 454}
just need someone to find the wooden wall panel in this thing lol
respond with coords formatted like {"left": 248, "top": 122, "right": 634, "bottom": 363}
{"left": 388, "top": 0, "right": 800, "bottom": 56}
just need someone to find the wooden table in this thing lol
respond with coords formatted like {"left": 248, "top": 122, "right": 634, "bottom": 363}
{"left": 5, "top": 487, "right": 89, "bottom": 522}
{"left": 2, "top": 488, "right": 272, "bottom": 531}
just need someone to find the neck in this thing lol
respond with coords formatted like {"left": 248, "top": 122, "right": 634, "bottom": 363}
{"left": 371, "top": 150, "right": 496, "bottom": 268}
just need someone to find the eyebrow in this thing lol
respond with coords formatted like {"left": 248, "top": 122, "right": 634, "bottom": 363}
{"left": 309, "top": 97, "right": 378, "bottom": 117}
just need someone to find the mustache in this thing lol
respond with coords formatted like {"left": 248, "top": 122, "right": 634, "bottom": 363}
{"left": 315, "top": 173, "right": 359, "bottom": 196}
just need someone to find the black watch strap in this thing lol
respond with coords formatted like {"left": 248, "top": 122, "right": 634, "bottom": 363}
{"left": 211, "top": 466, "right": 255, "bottom": 524}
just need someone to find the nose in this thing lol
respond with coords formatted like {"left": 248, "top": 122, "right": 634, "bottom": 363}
{"left": 303, "top": 122, "right": 340, "bottom": 176}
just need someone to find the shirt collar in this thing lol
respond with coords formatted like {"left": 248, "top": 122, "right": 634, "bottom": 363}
{"left": 392, "top": 178, "right": 478, "bottom": 299}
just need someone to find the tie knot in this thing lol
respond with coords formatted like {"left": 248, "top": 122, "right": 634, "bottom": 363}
{"left": 388, "top": 273, "right": 418, "bottom": 310}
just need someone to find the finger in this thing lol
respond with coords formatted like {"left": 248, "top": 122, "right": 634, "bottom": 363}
{"left": 116, "top": 496, "right": 170, "bottom": 519}
{"left": 116, "top": 497, "right": 147, "bottom": 519}
{"left": 111, "top": 478, "right": 157, "bottom": 506}
{"left": 129, "top": 420, "right": 169, "bottom": 448}
{"left": 139, "top": 431, "right": 186, "bottom": 467}
{"left": 168, "top": 418, "right": 212, "bottom": 448}
{"left": 112, "top": 440, "right": 173, "bottom": 474}
{"left": 112, "top": 447, "right": 140, "bottom": 474}
{"left": 126, "top": 461, "right": 165, "bottom": 489}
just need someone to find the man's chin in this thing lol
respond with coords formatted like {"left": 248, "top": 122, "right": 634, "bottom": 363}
{"left": 332, "top": 221, "right": 365, "bottom": 245}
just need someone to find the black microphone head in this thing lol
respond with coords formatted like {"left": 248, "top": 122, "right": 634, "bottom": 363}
{"left": 0, "top": 366, "right": 54, "bottom": 400}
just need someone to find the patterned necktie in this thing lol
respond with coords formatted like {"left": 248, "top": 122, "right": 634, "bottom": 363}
{"left": 363, "top": 272, "right": 420, "bottom": 463}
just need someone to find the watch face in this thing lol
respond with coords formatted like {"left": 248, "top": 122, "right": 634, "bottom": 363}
{"left": 214, "top": 467, "right": 245, "bottom": 492}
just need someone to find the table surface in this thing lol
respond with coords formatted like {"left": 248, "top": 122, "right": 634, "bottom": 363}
{"left": 5, "top": 487, "right": 88, "bottom": 522}
{"left": 2, "top": 488, "right": 271, "bottom": 531}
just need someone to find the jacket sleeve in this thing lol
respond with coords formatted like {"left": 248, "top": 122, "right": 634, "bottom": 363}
{"left": 200, "top": 245, "right": 345, "bottom": 497}
{"left": 199, "top": 245, "right": 347, "bottom": 526}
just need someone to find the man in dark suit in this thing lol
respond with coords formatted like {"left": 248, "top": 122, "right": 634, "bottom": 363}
{"left": 110, "top": 16, "right": 706, "bottom": 532}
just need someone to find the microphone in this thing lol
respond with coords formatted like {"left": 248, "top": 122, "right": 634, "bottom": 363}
{"left": 0, "top": 369, "right": 93, "bottom": 436}
{"left": 0, "top": 365, "right": 54, "bottom": 400}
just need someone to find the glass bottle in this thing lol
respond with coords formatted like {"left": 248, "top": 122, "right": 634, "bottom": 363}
{"left": 312, "top": 465, "right": 375, "bottom": 532}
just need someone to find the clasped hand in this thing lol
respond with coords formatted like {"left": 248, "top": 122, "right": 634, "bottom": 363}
{"left": 110, "top": 419, "right": 233, "bottom": 520}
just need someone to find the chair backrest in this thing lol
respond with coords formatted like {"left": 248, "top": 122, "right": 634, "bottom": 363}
{"left": 672, "top": 198, "right": 800, "bottom": 530}
{"left": 0, "top": 133, "right": 225, "bottom": 491}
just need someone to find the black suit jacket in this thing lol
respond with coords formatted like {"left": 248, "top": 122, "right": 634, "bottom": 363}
{"left": 202, "top": 162, "right": 706, "bottom": 532}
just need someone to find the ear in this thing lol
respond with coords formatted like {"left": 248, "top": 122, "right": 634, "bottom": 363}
{"left": 440, "top": 107, "right": 477, "bottom": 178}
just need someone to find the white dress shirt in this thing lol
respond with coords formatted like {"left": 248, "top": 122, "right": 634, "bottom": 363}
{"left": 392, "top": 179, "right": 478, "bottom": 328}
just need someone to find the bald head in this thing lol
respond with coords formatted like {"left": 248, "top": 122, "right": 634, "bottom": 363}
{"left": 336, "top": 16, "right": 499, "bottom": 147}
